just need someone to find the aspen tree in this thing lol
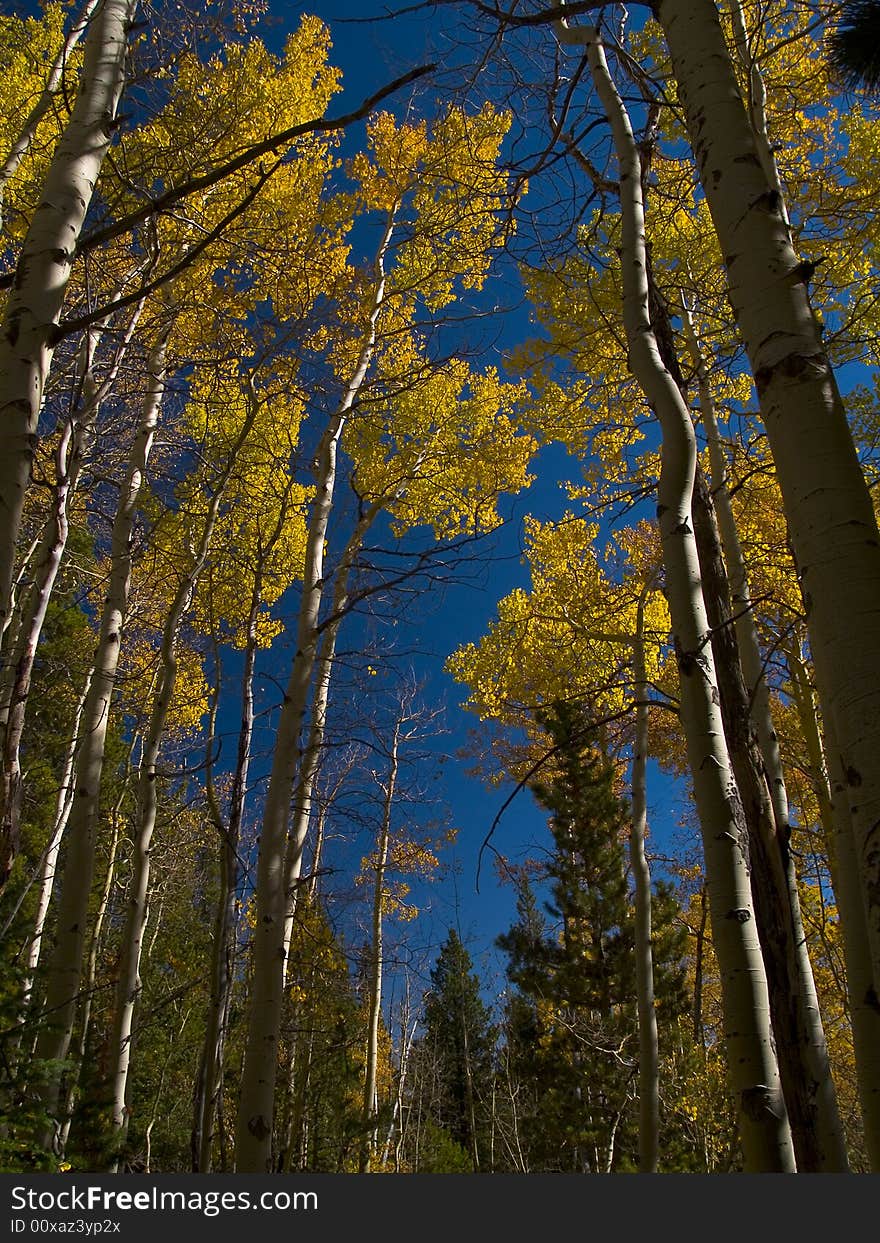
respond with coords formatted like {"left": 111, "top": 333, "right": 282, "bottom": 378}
{"left": 631, "top": 582, "right": 659, "bottom": 1172}
{"left": 653, "top": 0, "right": 880, "bottom": 1008}
{"left": 34, "top": 334, "right": 167, "bottom": 1139}
{"left": 193, "top": 480, "right": 301, "bottom": 1173}
{"left": 105, "top": 374, "right": 263, "bottom": 1165}
{"left": 570, "top": 19, "right": 794, "bottom": 1170}
{"left": 0, "top": 298, "right": 146, "bottom": 882}
{"left": 0, "top": 0, "right": 137, "bottom": 656}
{"left": 236, "top": 104, "right": 522, "bottom": 1171}
{"left": 680, "top": 308, "right": 847, "bottom": 1170}
{"left": 0, "top": 0, "right": 100, "bottom": 231}
{"left": 360, "top": 712, "right": 403, "bottom": 1172}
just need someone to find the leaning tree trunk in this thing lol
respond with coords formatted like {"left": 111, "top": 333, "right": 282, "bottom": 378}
{"left": 235, "top": 218, "right": 394, "bottom": 1173}
{"left": 280, "top": 498, "right": 384, "bottom": 962}
{"left": 653, "top": 281, "right": 845, "bottom": 1168}
{"left": 575, "top": 21, "right": 794, "bottom": 1171}
{"left": 193, "top": 482, "right": 294, "bottom": 1173}
{"left": 656, "top": 0, "right": 880, "bottom": 1012}
{"left": 0, "top": 0, "right": 137, "bottom": 664}
{"left": 33, "top": 334, "right": 167, "bottom": 1141}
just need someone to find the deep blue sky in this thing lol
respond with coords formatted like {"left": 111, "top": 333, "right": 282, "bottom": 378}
{"left": 244, "top": 1, "right": 690, "bottom": 992}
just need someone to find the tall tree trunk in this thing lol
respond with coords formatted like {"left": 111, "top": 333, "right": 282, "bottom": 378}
{"left": 235, "top": 218, "right": 395, "bottom": 1173}
{"left": 656, "top": 0, "right": 880, "bottom": 1011}
{"left": 360, "top": 715, "right": 401, "bottom": 1172}
{"left": 33, "top": 335, "right": 167, "bottom": 1139}
{"left": 0, "top": 301, "right": 143, "bottom": 880}
{"left": 0, "top": 0, "right": 101, "bottom": 229}
{"left": 106, "top": 379, "right": 259, "bottom": 1165}
{"left": 59, "top": 785, "right": 124, "bottom": 1154}
{"left": 193, "top": 481, "right": 294, "bottom": 1172}
{"left": 690, "top": 462, "right": 847, "bottom": 1170}
{"left": 663, "top": 286, "right": 845, "bottom": 1166}
{"left": 18, "top": 669, "right": 93, "bottom": 1018}
{"left": 280, "top": 499, "right": 383, "bottom": 961}
{"left": 574, "top": 20, "right": 794, "bottom": 1170}
{"left": 0, "top": 0, "right": 137, "bottom": 666}
{"left": 791, "top": 644, "right": 880, "bottom": 1168}
{"left": 631, "top": 586, "right": 659, "bottom": 1173}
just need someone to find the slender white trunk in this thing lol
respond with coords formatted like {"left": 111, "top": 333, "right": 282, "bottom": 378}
{"left": 194, "top": 579, "right": 260, "bottom": 1172}
{"left": 107, "top": 380, "right": 259, "bottom": 1162}
{"left": 23, "top": 669, "right": 93, "bottom": 996}
{"left": 631, "top": 588, "right": 659, "bottom": 1173}
{"left": 683, "top": 306, "right": 847, "bottom": 1171}
{"left": 59, "top": 788, "right": 123, "bottom": 1154}
{"left": 34, "top": 336, "right": 166, "bottom": 1132}
{"left": 281, "top": 500, "right": 384, "bottom": 961}
{"left": 235, "top": 219, "right": 395, "bottom": 1173}
{"left": 0, "top": 302, "right": 142, "bottom": 883}
{"left": 790, "top": 643, "right": 880, "bottom": 1169}
{"left": 360, "top": 717, "right": 401, "bottom": 1172}
{"left": 727, "top": 0, "right": 792, "bottom": 237}
{"left": 656, "top": 0, "right": 880, "bottom": 1011}
{"left": 574, "top": 21, "right": 794, "bottom": 1171}
{"left": 0, "top": 0, "right": 137, "bottom": 642}
{"left": 0, "top": 0, "right": 102, "bottom": 229}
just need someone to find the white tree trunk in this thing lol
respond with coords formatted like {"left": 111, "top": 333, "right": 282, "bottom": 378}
{"left": 789, "top": 643, "right": 880, "bottom": 1169}
{"left": 34, "top": 335, "right": 166, "bottom": 1133}
{"left": 194, "top": 608, "right": 257, "bottom": 1173}
{"left": 656, "top": 0, "right": 880, "bottom": 1014}
{"left": 683, "top": 305, "right": 847, "bottom": 1171}
{"left": 0, "top": 301, "right": 142, "bottom": 883}
{"left": 281, "top": 499, "right": 384, "bottom": 961}
{"left": 107, "top": 379, "right": 259, "bottom": 1163}
{"left": 575, "top": 21, "right": 794, "bottom": 1171}
{"left": 235, "top": 219, "right": 394, "bottom": 1173}
{"left": 0, "top": 0, "right": 137, "bottom": 643}
{"left": 0, "top": 0, "right": 101, "bottom": 229}
{"left": 360, "top": 716, "right": 401, "bottom": 1172}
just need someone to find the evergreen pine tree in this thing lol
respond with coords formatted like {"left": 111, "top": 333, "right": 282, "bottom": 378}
{"left": 419, "top": 929, "right": 495, "bottom": 1172}
{"left": 497, "top": 703, "right": 687, "bottom": 1172}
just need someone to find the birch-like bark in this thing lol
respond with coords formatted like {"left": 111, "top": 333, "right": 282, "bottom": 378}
{"left": 360, "top": 715, "right": 401, "bottom": 1172}
{"left": 656, "top": 0, "right": 880, "bottom": 1011}
{"left": 20, "top": 669, "right": 92, "bottom": 1003}
{"left": 791, "top": 644, "right": 880, "bottom": 1168}
{"left": 677, "top": 304, "right": 846, "bottom": 1169}
{"left": 34, "top": 336, "right": 166, "bottom": 1131}
{"left": 575, "top": 22, "right": 794, "bottom": 1171}
{"left": 630, "top": 587, "right": 659, "bottom": 1173}
{"left": 0, "top": 301, "right": 142, "bottom": 885}
{"left": 194, "top": 520, "right": 277, "bottom": 1171}
{"left": 0, "top": 0, "right": 137, "bottom": 640}
{"left": 235, "top": 218, "right": 395, "bottom": 1173}
{"left": 0, "top": 0, "right": 101, "bottom": 230}
{"left": 107, "top": 381, "right": 260, "bottom": 1162}
{"left": 280, "top": 500, "right": 384, "bottom": 962}
{"left": 59, "top": 790, "right": 123, "bottom": 1154}
{"left": 690, "top": 463, "right": 847, "bottom": 1171}
{"left": 727, "top": 0, "right": 792, "bottom": 237}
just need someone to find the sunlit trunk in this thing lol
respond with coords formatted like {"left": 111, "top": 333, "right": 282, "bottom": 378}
{"left": 0, "top": 0, "right": 137, "bottom": 656}
{"left": 575, "top": 20, "right": 794, "bottom": 1170}
{"left": 235, "top": 219, "right": 394, "bottom": 1173}
{"left": 34, "top": 335, "right": 167, "bottom": 1140}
